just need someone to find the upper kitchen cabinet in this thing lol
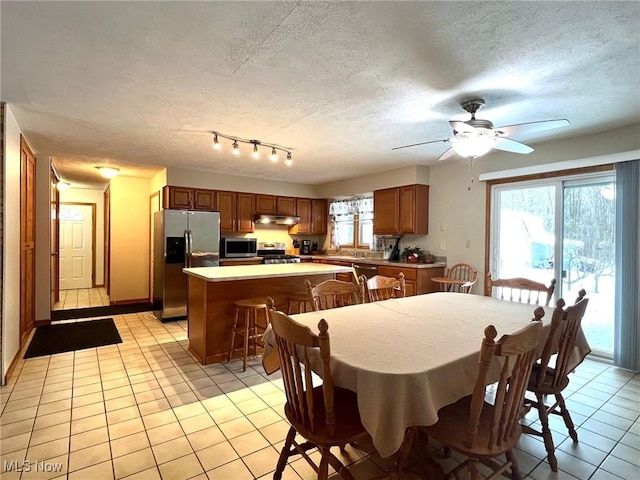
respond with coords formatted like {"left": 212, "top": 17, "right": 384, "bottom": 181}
{"left": 236, "top": 193, "right": 255, "bottom": 233}
{"left": 276, "top": 196, "right": 297, "bottom": 216}
{"left": 289, "top": 198, "right": 327, "bottom": 235}
{"left": 217, "top": 191, "right": 237, "bottom": 234}
{"left": 163, "top": 186, "right": 216, "bottom": 211}
{"left": 218, "top": 191, "right": 255, "bottom": 234}
{"left": 373, "top": 184, "right": 429, "bottom": 235}
{"left": 255, "top": 194, "right": 276, "bottom": 214}
{"left": 311, "top": 199, "right": 327, "bottom": 234}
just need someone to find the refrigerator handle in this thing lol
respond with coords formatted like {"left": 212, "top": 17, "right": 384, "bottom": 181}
{"left": 184, "top": 230, "right": 191, "bottom": 268}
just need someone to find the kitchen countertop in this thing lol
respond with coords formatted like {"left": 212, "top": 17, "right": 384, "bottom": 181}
{"left": 302, "top": 255, "right": 446, "bottom": 269}
{"left": 183, "top": 263, "right": 353, "bottom": 282}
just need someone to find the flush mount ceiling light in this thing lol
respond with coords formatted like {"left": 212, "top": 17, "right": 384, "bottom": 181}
{"left": 96, "top": 166, "right": 120, "bottom": 179}
{"left": 211, "top": 132, "right": 293, "bottom": 167}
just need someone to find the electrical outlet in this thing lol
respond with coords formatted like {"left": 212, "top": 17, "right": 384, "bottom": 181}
{"left": 439, "top": 241, "right": 446, "bottom": 251}
{"left": 465, "top": 240, "right": 471, "bottom": 248}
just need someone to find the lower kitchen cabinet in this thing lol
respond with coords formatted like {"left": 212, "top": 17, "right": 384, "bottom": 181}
{"left": 377, "top": 265, "right": 444, "bottom": 295}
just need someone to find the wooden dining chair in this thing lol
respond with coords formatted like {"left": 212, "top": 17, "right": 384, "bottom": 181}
{"left": 362, "top": 272, "right": 406, "bottom": 302}
{"left": 269, "top": 308, "right": 367, "bottom": 480}
{"left": 400, "top": 319, "right": 543, "bottom": 480}
{"left": 523, "top": 290, "right": 589, "bottom": 472}
{"left": 442, "top": 263, "right": 478, "bottom": 294}
{"left": 486, "top": 273, "right": 557, "bottom": 306}
{"left": 311, "top": 279, "right": 364, "bottom": 310}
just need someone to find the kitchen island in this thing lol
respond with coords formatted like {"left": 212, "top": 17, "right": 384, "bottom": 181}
{"left": 183, "top": 263, "right": 353, "bottom": 364}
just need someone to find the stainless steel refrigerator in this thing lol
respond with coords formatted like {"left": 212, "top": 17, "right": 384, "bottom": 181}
{"left": 153, "top": 210, "right": 220, "bottom": 321}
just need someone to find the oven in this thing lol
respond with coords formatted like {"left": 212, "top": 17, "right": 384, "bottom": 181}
{"left": 257, "top": 242, "right": 301, "bottom": 264}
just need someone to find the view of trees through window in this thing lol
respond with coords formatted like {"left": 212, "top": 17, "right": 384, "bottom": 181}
{"left": 493, "top": 175, "right": 616, "bottom": 354}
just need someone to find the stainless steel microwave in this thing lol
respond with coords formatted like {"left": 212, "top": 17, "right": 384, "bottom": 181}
{"left": 220, "top": 237, "right": 257, "bottom": 258}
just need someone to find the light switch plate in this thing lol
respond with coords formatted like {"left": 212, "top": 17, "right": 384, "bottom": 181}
{"left": 439, "top": 241, "right": 446, "bottom": 250}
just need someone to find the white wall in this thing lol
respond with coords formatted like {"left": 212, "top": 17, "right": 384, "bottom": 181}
{"left": 167, "top": 168, "right": 318, "bottom": 198}
{"left": 60, "top": 187, "right": 105, "bottom": 285}
{"left": 2, "top": 106, "right": 22, "bottom": 382}
{"left": 317, "top": 165, "right": 430, "bottom": 198}
{"left": 109, "top": 176, "right": 150, "bottom": 303}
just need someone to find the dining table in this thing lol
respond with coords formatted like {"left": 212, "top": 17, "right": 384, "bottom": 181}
{"left": 262, "top": 292, "right": 591, "bottom": 464}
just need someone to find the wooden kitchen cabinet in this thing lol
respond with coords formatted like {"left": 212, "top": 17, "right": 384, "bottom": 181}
{"left": 164, "top": 186, "right": 193, "bottom": 209}
{"left": 193, "top": 189, "right": 216, "bottom": 210}
{"left": 236, "top": 193, "right": 255, "bottom": 233}
{"left": 163, "top": 186, "right": 216, "bottom": 210}
{"left": 290, "top": 198, "right": 312, "bottom": 234}
{"left": 373, "top": 188, "right": 400, "bottom": 234}
{"left": 217, "top": 191, "right": 237, "bottom": 234}
{"left": 289, "top": 198, "right": 326, "bottom": 235}
{"left": 255, "top": 194, "right": 276, "bottom": 214}
{"left": 277, "top": 196, "right": 297, "bottom": 216}
{"left": 377, "top": 264, "right": 444, "bottom": 295}
{"left": 311, "top": 199, "right": 327, "bottom": 234}
{"left": 373, "top": 184, "right": 429, "bottom": 235}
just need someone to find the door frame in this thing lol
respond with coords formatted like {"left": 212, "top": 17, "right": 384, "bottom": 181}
{"left": 59, "top": 202, "right": 97, "bottom": 288}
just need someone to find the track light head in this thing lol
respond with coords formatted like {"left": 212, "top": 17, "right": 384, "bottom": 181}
{"left": 285, "top": 152, "right": 292, "bottom": 166}
{"left": 270, "top": 147, "right": 278, "bottom": 162}
{"left": 232, "top": 140, "right": 240, "bottom": 155}
{"left": 213, "top": 134, "right": 221, "bottom": 150}
{"left": 251, "top": 140, "right": 260, "bottom": 159}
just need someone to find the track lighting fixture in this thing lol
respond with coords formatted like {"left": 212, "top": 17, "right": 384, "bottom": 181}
{"left": 211, "top": 132, "right": 294, "bottom": 167}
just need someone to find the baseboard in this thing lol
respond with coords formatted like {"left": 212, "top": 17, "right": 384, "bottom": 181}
{"left": 51, "top": 302, "right": 154, "bottom": 321}
{"left": 35, "top": 319, "right": 51, "bottom": 327}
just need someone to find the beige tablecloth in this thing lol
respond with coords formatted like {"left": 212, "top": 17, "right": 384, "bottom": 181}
{"left": 263, "top": 292, "right": 590, "bottom": 458}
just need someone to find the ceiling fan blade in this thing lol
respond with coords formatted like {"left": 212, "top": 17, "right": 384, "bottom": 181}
{"left": 391, "top": 139, "right": 448, "bottom": 151}
{"left": 495, "top": 119, "right": 570, "bottom": 137}
{"left": 437, "top": 147, "right": 457, "bottom": 161}
{"left": 449, "top": 121, "right": 475, "bottom": 133}
{"left": 493, "top": 138, "right": 534, "bottom": 154}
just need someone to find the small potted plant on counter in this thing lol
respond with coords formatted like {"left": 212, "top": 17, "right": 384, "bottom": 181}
{"left": 401, "top": 246, "right": 425, "bottom": 263}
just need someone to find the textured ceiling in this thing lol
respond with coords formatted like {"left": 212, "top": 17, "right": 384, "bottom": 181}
{"left": 2, "top": 1, "right": 639, "bottom": 188}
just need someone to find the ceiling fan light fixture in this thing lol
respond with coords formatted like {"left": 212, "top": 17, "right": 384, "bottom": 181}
{"left": 452, "top": 137, "right": 495, "bottom": 159}
{"left": 97, "top": 166, "right": 120, "bottom": 179}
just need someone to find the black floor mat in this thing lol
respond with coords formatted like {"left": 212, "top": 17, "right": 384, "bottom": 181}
{"left": 24, "top": 318, "right": 122, "bottom": 358}
{"left": 51, "top": 303, "right": 153, "bottom": 321}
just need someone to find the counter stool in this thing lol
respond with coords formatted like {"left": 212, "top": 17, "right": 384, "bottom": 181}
{"left": 228, "top": 298, "right": 270, "bottom": 372}
{"left": 287, "top": 292, "right": 314, "bottom": 314}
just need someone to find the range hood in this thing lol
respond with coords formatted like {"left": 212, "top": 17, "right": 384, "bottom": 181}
{"left": 254, "top": 214, "right": 300, "bottom": 225}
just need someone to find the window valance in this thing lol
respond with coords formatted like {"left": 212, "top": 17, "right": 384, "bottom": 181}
{"left": 329, "top": 197, "right": 373, "bottom": 216}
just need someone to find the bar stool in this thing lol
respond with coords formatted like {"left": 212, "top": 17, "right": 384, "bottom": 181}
{"left": 287, "top": 292, "right": 314, "bottom": 314}
{"left": 228, "top": 298, "right": 270, "bottom": 372}
{"left": 286, "top": 279, "right": 315, "bottom": 313}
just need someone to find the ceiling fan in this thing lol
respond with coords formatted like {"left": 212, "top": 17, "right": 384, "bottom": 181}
{"left": 392, "top": 98, "right": 570, "bottom": 161}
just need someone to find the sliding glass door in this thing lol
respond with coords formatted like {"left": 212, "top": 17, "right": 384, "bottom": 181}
{"left": 490, "top": 173, "right": 616, "bottom": 356}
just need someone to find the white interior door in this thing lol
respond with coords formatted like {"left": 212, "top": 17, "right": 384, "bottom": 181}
{"left": 60, "top": 204, "right": 93, "bottom": 290}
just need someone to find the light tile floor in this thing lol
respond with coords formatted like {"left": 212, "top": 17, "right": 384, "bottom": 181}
{"left": 1, "top": 312, "right": 638, "bottom": 479}
{"left": 53, "top": 288, "right": 109, "bottom": 311}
